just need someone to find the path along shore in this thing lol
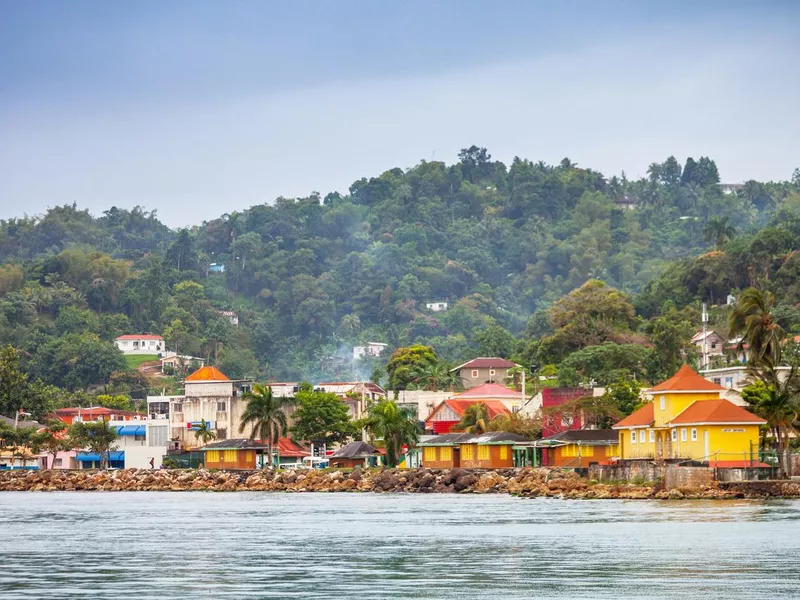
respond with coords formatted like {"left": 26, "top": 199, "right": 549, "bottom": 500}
{"left": 2, "top": 467, "right": 799, "bottom": 499}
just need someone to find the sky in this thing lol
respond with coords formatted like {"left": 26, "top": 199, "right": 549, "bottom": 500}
{"left": 1, "top": 1, "right": 799, "bottom": 227}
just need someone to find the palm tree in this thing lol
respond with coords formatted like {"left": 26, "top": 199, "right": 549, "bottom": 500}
{"left": 703, "top": 216, "right": 737, "bottom": 249}
{"left": 742, "top": 381, "right": 799, "bottom": 478}
{"left": 454, "top": 403, "right": 490, "bottom": 434}
{"left": 410, "top": 363, "right": 458, "bottom": 391}
{"left": 239, "top": 384, "right": 295, "bottom": 467}
{"left": 359, "top": 400, "right": 420, "bottom": 468}
{"left": 194, "top": 419, "right": 216, "bottom": 446}
{"left": 729, "top": 288, "right": 784, "bottom": 370}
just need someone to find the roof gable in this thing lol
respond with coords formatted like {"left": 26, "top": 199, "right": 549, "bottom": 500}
{"left": 649, "top": 364, "right": 725, "bottom": 393}
{"left": 613, "top": 403, "right": 654, "bottom": 429}
{"left": 424, "top": 399, "right": 511, "bottom": 423}
{"left": 185, "top": 366, "right": 230, "bottom": 382}
{"left": 668, "top": 399, "right": 765, "bottom": 425}
{"left": 452, "top": 357, "right": 518, "bottom": 371}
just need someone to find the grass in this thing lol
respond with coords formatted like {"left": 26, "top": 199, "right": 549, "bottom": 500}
{"left": 124, "top": 354, "right": 159, "bottom": 370}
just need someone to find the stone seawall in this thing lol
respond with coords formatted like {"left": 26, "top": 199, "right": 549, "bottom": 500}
{"left": 3, "top": 467, "right": 799, "bottom": 498}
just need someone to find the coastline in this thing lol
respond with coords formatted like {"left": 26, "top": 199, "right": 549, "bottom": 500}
{"left": 2, "top": 467, "right": 800, "bottom": 499}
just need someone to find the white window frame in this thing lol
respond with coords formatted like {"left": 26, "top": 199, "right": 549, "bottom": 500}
{"left": 659, "top": 396, "right": 665, "bottom": 410}
{"left": 681, "top": 428, "right": 687, "bottom": 442}
{"left": 691, "top": 428, "right": 697, "bottom": 441}
{"left": 489, "top": 369, "right": 496, "bottom": 377}
{"left": 649, "top": 430, "right": 654, "bottom": 443}
{"left": 471, "top": 370, "right": 479, "bottom": 378}
{"left": 631, "top": 431, "right": 636, "bottom": 444}
{"left": 671, "top": 429, "right": 677, "bottom": 442}
{"left": 639, "top": 430, "right": 645, "bottom": 443}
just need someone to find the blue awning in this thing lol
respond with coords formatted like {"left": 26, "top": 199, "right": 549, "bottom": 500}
{"left": 77, "top": 451, "right": 125, "bottom": 462}
{"left": 116, "top": 425, "right": 145, "bottom": 436}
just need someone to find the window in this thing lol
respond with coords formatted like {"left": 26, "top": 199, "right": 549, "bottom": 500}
{"left": 207, "top": 450, "right": 219, "bottom": 462}
{"left": 671, "top": 429, "right": 677, "bottom": 442}
{"left": 711, "top": 342, "right": 717, "bottom": 350}
{"left": 440, "top": 447, "right": 452, "bottom": 461}
{"left": 471, "top": 370, "right": 479, "bottom": 378}
{"left": 639, "top": 430, "right": 645, "bottom": 443}
{"left": 659, "top": 396, "right": 665, "bottom": 410}
{"left": 134, "top": 433, "right": 145, "bottom": 442}
{"left": 631, "top": 431, "right": 637, "bottom": 444}
{"left": 423, "top": 447, "right": 436, "bottom": 462}
{"left": 691, "top": 428, "right": 698, "bottom": 441}
{"left": 462, "top": 445, "right": 474, "bottom": 460}
{"left": 649, "top": 430, "right": 654, "bottom": 443}
{"left": 53, "top": 458, "right": 62, "bottom": 467}
{"left": 489, "top": 369, "right": 496, "bottom": 377}
{"left": 713, "top": 378, "right": 721, "bottom": 386}
{"left": 582, "top": 446, "right": 594, "bottom": 457}
{"left": 477, "top": 445, "right": 490, "bottom": 461}
{"left": 681, "top": 428, "right": 687, "bottom": 442}
{"left": 217, "top": 401, "right": 227, "bottom": 412}
{"left": 499, "top": 446, "right": 508, "bottom": 460}
{"left": 725, "top": 377, "right": 733, "bottom": 389}
{"left": 173, "top": 403, "right": 183, "bottom": 413}
{"left": 223, "top": 450, "right": 237, "bottom": 463}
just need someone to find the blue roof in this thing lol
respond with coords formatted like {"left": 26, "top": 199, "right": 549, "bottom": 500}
{"left": 77, "top": 451, "right": 125, "bottom": 462}
{"left": 116, "top": 425, "right": 145, "bottom": 436}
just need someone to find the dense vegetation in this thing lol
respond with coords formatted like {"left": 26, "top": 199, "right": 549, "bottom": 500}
{"left": 1, "top": 149, "right": 799, "bottom": 414}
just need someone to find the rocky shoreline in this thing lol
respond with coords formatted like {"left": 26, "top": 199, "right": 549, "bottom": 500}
{"left": 3, "top": 467, "right": 800, "bottom": 498}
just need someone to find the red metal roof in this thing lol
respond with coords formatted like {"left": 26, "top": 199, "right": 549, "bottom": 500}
{"left": 649, "top": 364, "right": 725, "bottom": 393}
{"left": 185, "top": 366, "right": 230, "bottom": 381}
{"left": 453, "top": 357, "right": 518, "bottom": 370}
{"left": 453, "top": 383, "right": 521, "bottom": 399}
{"left": 115, "top": 334, "right": 164, "bottom": 341}
{"left": 424, "top": 399, "right": 511, "bottom": 425}
{"left": 613, "top": 403, "right": 654, "bottom": 429}
{"left": 668, "top": 399, "right": 765, "bottom": 425}
{"left": 276, "top": 438, "right": 310, "bottom": 458}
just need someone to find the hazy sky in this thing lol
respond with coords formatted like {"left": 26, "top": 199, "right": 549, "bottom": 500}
{"left": 1, "top": 1, "right": 799, "bottom": 227}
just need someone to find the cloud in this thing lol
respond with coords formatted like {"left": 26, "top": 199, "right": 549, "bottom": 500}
{"left": 1, "top": 22, "right": 798, "bottom": 226}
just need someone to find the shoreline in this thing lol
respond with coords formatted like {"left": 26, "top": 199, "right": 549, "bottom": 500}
{"left": 2, "top": 467, "right": 800, "bottom": 499}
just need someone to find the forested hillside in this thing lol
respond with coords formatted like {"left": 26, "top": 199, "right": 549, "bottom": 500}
{"left": 1, "top": 148, "right": 799, "bottom": 411}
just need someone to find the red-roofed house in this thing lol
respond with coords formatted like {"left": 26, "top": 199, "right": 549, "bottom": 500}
{"left": 613, "top": 365, "right": 765, "bottom": 464}
{"left": 424, "top": 398, "right": 511, "bottom": 434}
{"left": 114, "top": 334, "right": 164, "bottom": 355}
{"left": 450, "top": 357, "right": 520, "bottom": 390}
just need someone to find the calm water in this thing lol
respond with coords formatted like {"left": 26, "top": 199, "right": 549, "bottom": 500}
{"left": 1, "top": 492, "right": 799, "bottom": 599}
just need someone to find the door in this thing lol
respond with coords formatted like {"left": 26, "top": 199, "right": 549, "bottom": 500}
{"left": 452, "top": 447, "right": 461, "bottom": 468}
{"left": 704, "top": 430, "right": 710, "bottom": 461}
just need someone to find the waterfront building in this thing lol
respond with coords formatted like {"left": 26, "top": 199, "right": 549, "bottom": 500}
{"left": 536, "top": 429, "right": 619, "bottom": 468}
{"left": 419, "top": 432, "right": 532, "bottom": 469}
{"left": 329, "top": 441, "right": 383, "bottom": 468}
{"left": 202, "top": 439, "right": 267, "bottom": 470}
{"left": 613, "top": 365, "right": 765, "bottom": 466}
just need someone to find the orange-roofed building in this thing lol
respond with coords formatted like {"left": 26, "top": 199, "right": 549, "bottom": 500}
{"left": 613, "top": 364, "right": 765, "bottom": 465}
{"left": 424, "top": 398, "right": 511, "bottom": 434}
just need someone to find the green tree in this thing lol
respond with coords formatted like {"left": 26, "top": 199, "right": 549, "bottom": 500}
{"left": 410, "top": 363, "right": 459, "bottom": 391}
{"left": 359, "top": 399, "right": 419, "bottom": 468}
{"left": 729, "top": 289, "right": 784, "bottom": 370}
{"left": 194, "top": 419, "right": 217, "bottom": 446}
{"left": 239, "top": 384, "right": 295, "bottom": 467}
{"left": 290, "top": 390, "right": 357, "bottom": 446}
{"left": 69, "top": 421, "right": 119, "bottom": 469}
{"left": 741, "top": 380, "right": 798, "bottom": 477}
{"left": 0, "top": 345, "right": 30, "bottom": 418}
{"left": 454, "top": 402, "right": 490, "bottom": 434}
{"left": 474, "top": 325, "right": 517, "bottom": 359}
{"left": 703, "top": 216, "right": 737, "bottom": 249}
{"left": 385, "top": 345, "right": 438, "bottom": 390}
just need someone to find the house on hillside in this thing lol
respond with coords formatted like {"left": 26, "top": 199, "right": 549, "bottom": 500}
{"left": 316, "top": 382, "right": 388, "bottom": 420}
{"left": 114, "top": 334, "right": 164, "bottom": 355}
{"left": 217, "top": 310, "right": 239, "bottom": 326}
{"left": 536, "top": 429, "right": 619, "bottom": 468}
{"left": 352, "top": 342, "right": 388, "bottom": 360}
{"left": 450, "top": 357, "right": 520, "bottom": 390}
{"left": 613, "top": 365, "right": 765, "bottom": 466}
{"left": 700, "top": 365, "right": 792, "bottom": 407}
{"left": 691, "top": 330, "right": 725, "bottom": 367}
{"left": 424, "top": 396, "right": 511, "bottom": 434}
{"left": 425, "top": 301, "right": 448, "bottom": 312}
{"left": 159, "top": 352, "right": 205, "bottom": 373}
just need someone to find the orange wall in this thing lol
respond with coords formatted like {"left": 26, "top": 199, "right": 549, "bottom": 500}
{"left": 546, "top": 444, "right": 616, "bottom": 467}
{"left": 205, "top": 450, "right": 257, "bottom": 470}
{"left": 459, "top": 444, "right": 514, "bottom": 469}
{"left": 422, "top": 446, "right": 458, "bottom": 468}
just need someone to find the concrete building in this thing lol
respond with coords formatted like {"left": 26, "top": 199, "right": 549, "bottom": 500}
{"left": 114, "top": 334, "right": 164, "bottom": 355}
{"left": 217, "top": 310, "right": 239, "bottom": 326}
{"left": 450, "top": 357, "right": 520, "bottom": 390}
{"left": 352, "top": 342, "right": 388, "bottom": 360}
{"left": 700, "top": 365, "right": 792, "bottom": 407}
{"left": 425, "top": 301, "right": 448, "bottom": 312}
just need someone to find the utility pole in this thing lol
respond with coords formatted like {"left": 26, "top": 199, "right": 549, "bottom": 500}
{"left": 701, "top": 303, "right": 709, "bottom": 369}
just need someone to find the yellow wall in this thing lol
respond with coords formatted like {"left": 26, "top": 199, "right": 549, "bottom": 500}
{"left": 618, "top": 424, "right": 760, "bottom": 462}
{"left": 708, "top": 425, "right": 760, "bottom": 462}
{"left": 652, "top": 391, "right": 720, "bottom": 427}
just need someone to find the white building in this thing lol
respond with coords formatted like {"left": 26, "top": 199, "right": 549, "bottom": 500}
{"left": 353, "top": 341, "right": 388, "bottom": 360}
{"left": 108, "top": 420, "right": 170, "bottom": 469}
{"left": 217, "top": 310, "right": 239, "bottom": 326}
{"left": 700, "top": 365, "right": 791, "bottom": 407}
{"left": 425, "top": 301, "right": 448, "bottom": 312}
{"left": 114, "top": 334, "right": 164, "bottom": 355}
{"left": 160, "top": 352, "right": 205, "bottom": 373}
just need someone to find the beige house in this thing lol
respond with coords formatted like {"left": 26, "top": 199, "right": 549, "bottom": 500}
{"left": 451, "top": 358, "right": 520, "bottom": 390}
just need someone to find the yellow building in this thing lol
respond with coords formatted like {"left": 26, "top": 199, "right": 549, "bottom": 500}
{"left": 613, "top": 365, "right": 766, "bottom": 466}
